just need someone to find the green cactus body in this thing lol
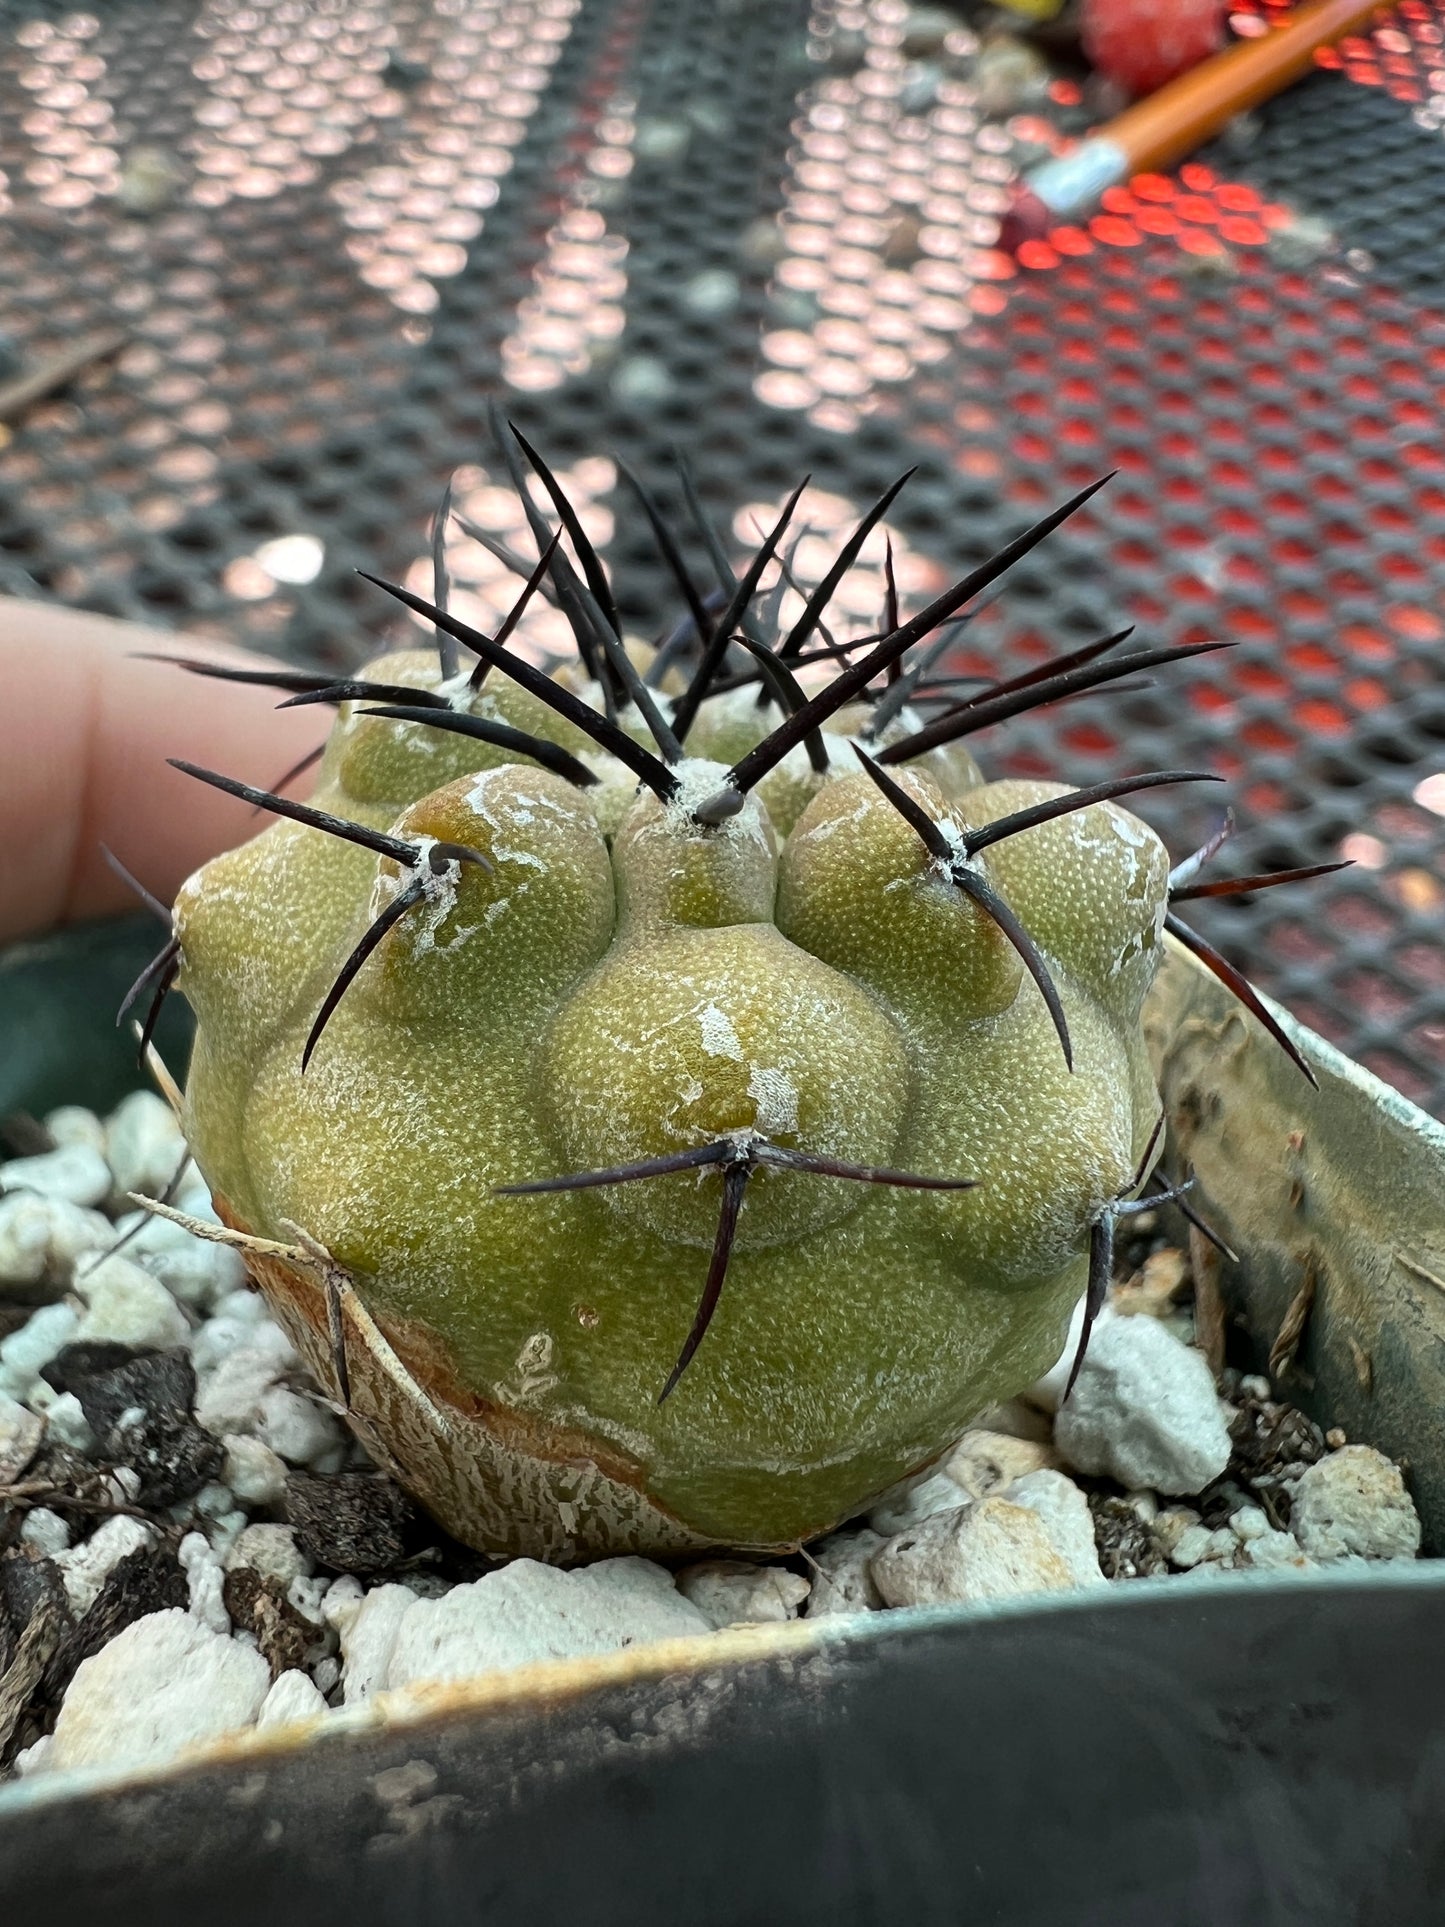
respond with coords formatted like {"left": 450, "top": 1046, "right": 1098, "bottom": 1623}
{"left": 176, "top": 627, "right": 1169, "bottom": 1556}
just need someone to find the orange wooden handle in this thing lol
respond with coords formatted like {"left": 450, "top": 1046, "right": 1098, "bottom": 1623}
{"left": 1110, "top": 0, "right": 1396, "bottom": 175}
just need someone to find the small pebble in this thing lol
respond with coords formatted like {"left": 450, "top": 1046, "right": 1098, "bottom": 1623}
{"left": 383, "top": 1558, "right": 711, "bottom": 1692}
{"left": 867, "top": 1467, "right": 968, "bottom": 1535}
{"left": 0, "top": 1194, "right": 112, "bottom": 1288}
{"left": 946, "top": 1428, "right": 1056, "bottom": 1499}
{"left": 50, "top": 1608, "right": 269, "bottom": 1774}
{"left": 0, "top": 1389, "right": 45, "bottom": 1480}
{"left": 110, "top": 1209, "right": 245, "bottom": 1310}
{"left": 1054, "top": 1312, "right": 1232, "bottom": 1496}
{"left": 1168, "top": 1523, "right": 1215, "bottom": 1570}
{"left": 44, "top": 1106, "right": 106, "bottom": 1154}
{"left": 1290, "top": 1446, "right": 1421, "bottom": 1562}
{"left": 805, "top": 1528, "right": 886, "bottom": 1618}
{"left": 0, "top": 1143, "right": 112, "bottom": 1209}
{"left": 340, "top": 1583, "right": 418, "bottom": 1703}
{"left": 676, "top": 1560, "right": 810, "bottom": 1627}
{"left": 20, "top": 1506, "right": 72, "bottom": 1556}
{"left": 222, "top": 1433, "right": 288, "bottom": 1506}
{"left": 180, "top": 1529, "right": 231, "bottom": 1635}
{"left": 1006, "top": 1470, "right": 1106, "bottom": 1587}
{"left": 55, "top": 1515, "right": 156, "bottom": 1616}
{"left": 104, "top": 1092, "right": 188, "bottom": 1199}
{"left": 257, "top": 1668, "right": 329, "bottom": 1729}
{"left": 0, "top": 1301, "right": 80, "bottom": 1399}
{"left": 73, "top": 1254, "right": 191, "bottom": 1350}
{"left": 27, "top": 1382, "right": 95, "bottom": 1453}
{"left": 871, "top": 1500, "right": 1078, "bottom": 1608}
{"left": 227, "top": 1523, "right": 312, "bottom": 1588}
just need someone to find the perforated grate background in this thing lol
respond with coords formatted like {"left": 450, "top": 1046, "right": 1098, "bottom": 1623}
{"left": 2, "top": 0, "right": 1443, "bottom": 1111}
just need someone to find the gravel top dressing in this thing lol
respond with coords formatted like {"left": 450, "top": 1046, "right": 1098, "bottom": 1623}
{"left": 0, "top": 1089, "right": 1425, "bottom": 1787}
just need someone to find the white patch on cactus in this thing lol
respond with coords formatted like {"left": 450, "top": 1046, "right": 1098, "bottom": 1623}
{"left": 697, "top": 1002, "right": 744, "bottom": 1060}
{"left": 747, "top": 1063, "right": 800, "bottom": 1136}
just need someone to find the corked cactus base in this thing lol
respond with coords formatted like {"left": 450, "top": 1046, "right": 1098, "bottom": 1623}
{"left": 213, "top": 1198, "right": 715, "bottom": 1563}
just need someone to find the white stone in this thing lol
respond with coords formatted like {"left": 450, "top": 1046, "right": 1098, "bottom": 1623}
{"left": 1150, "top": 1507, "right": 1202, "bottom": 1561}
{"left": 0, "top": 1193, "right": 112, "bottom": 1286}
{"left": 55, "top": 1515, "right": 156, "bottom": 1616}
{"left": 676, "top": 1561, "right": 810, "bottom": 1627}
{"left": 12, "top": 1734, "right": 54, "bottom": 1778}
{"left": 194, "top": 1340, "right": 290, "bottom": 1430}
{"left": 1290, "top": 1447, "right": 1422, "bottom": 1562}
{"left": 50, "top": 1608, "right": 269, "bottom": 1773}
{"left": 0, "top": 1142, "right": 112, "bottom": 1209}
{"left": 1168, "top": 1523, "right": 1216, "bottom": 1569}
{"left": 27, "top": 1382, "right": 94, "bottom": 1454}
{"left": 0, "top": 1390, "right": 44, "bottom": 1481}
{"left": 173, "top": 1182, "right": 223, "bottom": 1227}
{"left": 73, "top": 1253, "right": 191, "bottom": 1350}
{"left": 1237, "top": 1525, "right": 1311, "bottom": 1571}
{"left": 340, "top": 1583, "right": 418, "bottom": 1703}
{"left": 0, "top": 1300, "right": 79, "bottom": 1399}
{"left": 1230, "top": 1504, "right": 1271, "bottom": 1544}
{"left": 385, "top": 1558, "right": 712, "bottom": 1692}
{"left": 226, "top": 1524, "right": 311, "bottom": 1588}
{"left": 112, "top": 1209, "right": 245, "bottom": 1310}
{"left": 1054, "top": 1314, "right": 1232, "bottom": 1496}
{"left": 256, "top": 1385, "right": 343, "bottom": 1466}
{"left": 871, "top": 1499, "right": 1080, "bottom": 1608}
{"left": 946, "top": 1429, "right": 1057, "bottom": 1500}
{"left": 191, "top": 1296, "right": 289, "bottom": 1373}
{"left": 312, "top": 1655, "right": 340, "bottom": 1696}
{"left": 19, "top": 1506, "right": 71, "bottom": 1556}
{"left": 257, "top": 1669, "right": 329, "bottom": 1729}
{"left": 222, "top": 1433, "right": 288, "bottom": 1506}
{"left": 287, "top": 1573, "right": 331, "bottom": 1629}
{"left": 104, "top": 1091, "right": 189, "bottom": 1199}
{"left": 180, "top": 1530, "right": 230, "bottom": 1635}
{"left": 1006, "top": 1470, "right": 1106, "bottom": 1588}
{"left": 867, "top": 1468, "right": 969, "bottom": 1535}
{"left": 322, "top": 1573, "right": 366, "bottom": 1636}
{"left": 805, "top": 1528, "right": 885, "bottom": 1618}
{"left": 44, "top": 1106, "right": 106, "bottom": 1154}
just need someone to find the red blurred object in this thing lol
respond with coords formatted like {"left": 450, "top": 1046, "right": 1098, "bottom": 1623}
{"left": 1080, "top": 0, "right": 1229, "bottom": 95}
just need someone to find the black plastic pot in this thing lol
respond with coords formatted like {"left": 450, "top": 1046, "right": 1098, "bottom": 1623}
{"left": 2, "top": 1572, "right": 1444, "bottom": 1926}
{"left": 2, "top": 924, "right": 1444, "bottom": 1925}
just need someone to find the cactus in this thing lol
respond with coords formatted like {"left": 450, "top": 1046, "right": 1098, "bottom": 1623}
{"left": 138, "top": 433, "right": 1339, "bottom": 1561}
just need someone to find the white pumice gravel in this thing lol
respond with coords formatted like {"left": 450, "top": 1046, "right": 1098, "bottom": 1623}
{"left": 72, "top": 1253, "right": 192, "bottom": 1351}
{"left": 0, "top": 1095, "right": 1429, "bottom": 1784}
{"left": 50, "top": 1610, "right": 270, "bottom": 1774}
{"left": 1289, "top": 1446, "right": 1422, "bottom": 1562}
{"left": 102, "top": 1092, "right": 189, "bottom": 1201}
{"left": 0, "top": 1194, "right": 113, "bottom": 1289}
{"left": 1006, "top": 1469, "right": 1107, "bottom": 1588}
{"left": 256, "top": 1669, "right": 329, "bottom": 1729}
{"left": 866, "top": 1467, "right": 969, "bottom": 1536}
{"left": 804, "top": 1527, "right": 887, "bottom": 1617}
{"left": 1052, "top": 1310, "right": 1233, "bottom": 1495}
{"left": 383, "top": 1559, "right": 712, "bottom": 1690}
{"left": 54, "top": 1515, "right": 155, "bottom": 1616}
{"left": 0, "top": 1143, "right": 113, "bottom": 1210}
{"left": 676, "top": 1560, "right": 811, "bottom": 1627}
{"left": 871, "top": 1499, "right": 1079, "bottom": 1607}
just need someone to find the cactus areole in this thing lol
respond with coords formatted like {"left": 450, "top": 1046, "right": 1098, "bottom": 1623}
{"left": 154, "top": 437, "right": 1336, "bottom": 1561}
